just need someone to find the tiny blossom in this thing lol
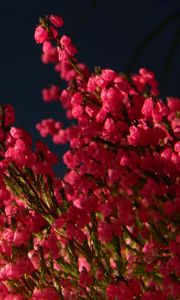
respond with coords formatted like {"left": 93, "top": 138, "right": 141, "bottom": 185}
{"left": 49, "top": 15, "right": 64, "bottom": 27}
{"left": 3, "top": 104, "right": 15, "bottom": 126}
{"left": 60, "top": 35, "right": 78, "bottom": 57}
{"left": 34, "top": 25, "right": 48, "bottom": 44}
{"left": 78, "top": 256, "right": 91, "bottom": 272}
{"left": 42, "top": 85, "right": 61, "bottom": 102}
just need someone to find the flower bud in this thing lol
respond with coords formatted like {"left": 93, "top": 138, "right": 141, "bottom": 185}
{"left": 49, "top": 15, "right": 64, "bottom": 27}
{"left": 34, "top": 25, "right": 48, "bottom": 44}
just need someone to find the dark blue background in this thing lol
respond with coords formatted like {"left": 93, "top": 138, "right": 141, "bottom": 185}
{"left": 0, "top": 0, "right": 179, "bottom": 175}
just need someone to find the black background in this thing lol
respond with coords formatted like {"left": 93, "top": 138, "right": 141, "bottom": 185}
{"left": 0, "top": 0, "right": 179, "bottom": 175}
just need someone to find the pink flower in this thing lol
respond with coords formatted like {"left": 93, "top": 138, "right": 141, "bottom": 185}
{"left": 49, "top": 15, "right": 64, "bottom": 27}
{"left": 101, "top": 69, "right": 117, "bottom": 81}
{"left": 42, "top": 85, "right": 60, "bottom": 102}
{"left": 4, "top": 104, "right": 15, "bottom": 126}
{"left": 60, "top": 35, "right": 77, "bottom": 57}
{"left": 141, "top": 97, "right": 153, "bottom": 118}
{"left": 34, "top": 25, "right": 48, "bottom": 44}
{"left": 78, "top": 256, "right": 91, "bottom": 272}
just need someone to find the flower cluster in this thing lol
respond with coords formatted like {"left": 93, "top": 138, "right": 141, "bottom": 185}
{"left": 0, "top": 14, "right": 179, "bottom": 299}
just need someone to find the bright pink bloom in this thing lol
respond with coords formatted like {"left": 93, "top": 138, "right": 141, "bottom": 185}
{"left": 49, "top": 15, "right": 64, "bottom": 27}
{"left": 78, "top": 256, "right": 91, "bottom": 272}
{"left": 34, "top": 25, "right": 48, "bottom": 44}
{"left": 42, "top": 85, "right": 60, "bottom": 102}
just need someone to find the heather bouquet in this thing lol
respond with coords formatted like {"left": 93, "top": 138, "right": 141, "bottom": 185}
{"left": 0, "top": 15, "right": 179, "bottom": 300}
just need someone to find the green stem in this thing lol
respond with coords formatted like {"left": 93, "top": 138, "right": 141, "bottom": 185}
{"left": 112, "top": 236, "right": 124, "bottom": 277}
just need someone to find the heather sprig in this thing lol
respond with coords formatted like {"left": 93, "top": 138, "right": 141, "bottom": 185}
{"left": 0, "top": 14, "right": 179, "bottom": 300}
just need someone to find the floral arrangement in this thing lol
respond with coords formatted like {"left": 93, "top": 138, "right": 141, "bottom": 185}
{"left": 0, "top": 15, "right": 179, "bottom": 299}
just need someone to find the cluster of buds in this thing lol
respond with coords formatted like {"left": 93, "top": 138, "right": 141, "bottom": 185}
{"left": 0, "top": 14, "right": 179, "bottom": 299}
